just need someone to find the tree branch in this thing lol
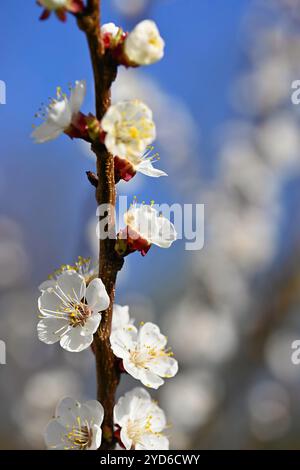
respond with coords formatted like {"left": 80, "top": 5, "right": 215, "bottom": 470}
{"left": 77, "top": 0, "right": 124, "bottom": 449}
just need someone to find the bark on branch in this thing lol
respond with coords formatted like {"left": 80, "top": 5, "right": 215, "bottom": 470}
{"left": 77, "top": 0, "right": 124, "bottom": 449}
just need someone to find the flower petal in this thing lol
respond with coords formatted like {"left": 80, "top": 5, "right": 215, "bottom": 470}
{"left": 148, "top": 355, "right": 178, "bottom": 379}
{"left": 84, "top": 400, "right": 104, "bottom": 426}
{"left": 112, "top": 304, "right": 131, "bottom": 331}
{"left": 151, "top": 216, "right": 177, "bottom": 248}
{"left": 38, "top": 288, "right": 64, "bottom": 317}
{"left": 122, "top": 358, "right": 142, "bottom": 380}
{"left": 57, "top": 270, "right": 86, "bottom": 303}
{"left": 69, "top": 80, "right": 86, "bottom": 115}
{"left": 81, "top": 312, "right": 101, "bottom": 336}
{"left": 90, "top": 424, "right": 102, "bottom": 450}
{"left": 38, "top": 279, "right": 56, "bottom": 292}
{"left": 114, "top": 387, "right": 150, "bottom": 426}
{"left": 37, "top": 317, "right": 70, "bottom": 344}
{"left": 138, "top": 322, "right": 167, "bottom": 350}
{"left": 148, "top": 402, "right": 167, "bottom": 432}
{"left": 31, "top": 121, "right": 63, "bottom": 143}
{"left": 55, "top": 397, "right": 81, "bottom": 427}
{"left": 139, "top": 369, "right": 164, "bottom": 389}
{"left": 136, "top": 433, "right": 169, "bottom": 450}
{"left": 136, "top": 160, "right": 167, "bottom": 178}
{"left": 120, "top": 425, "right": 133, "bottom": 450}
{"left": 60, "top": 327, "right": 93, "bottom": 352}
{"left": 47, "top": 98, "right": 72, "bottom": 128}
{"left": 86, "top": 278, "right": 110, "bottom": 312}
{"left": 110, "top": 325, "right": 138, "bottom": 359}
{"left": 44, "top": 419, "right": 67, "bottom": 450}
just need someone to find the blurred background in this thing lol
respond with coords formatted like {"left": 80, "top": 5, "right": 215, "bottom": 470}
{"left": 1, "top": 0, "right": 300, "bottom": 449}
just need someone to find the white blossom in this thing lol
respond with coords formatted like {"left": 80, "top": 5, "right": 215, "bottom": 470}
{"left": 101, "top": 22, "right": 120, "bottom": 38}
{"left": 124, "top": 204, "right": 177, "bottom": 249}
{"left": 32, "top": 80, "right": 86, "bottom": 143}
{"left": 45, "top": 397, "right": 104, "bottom": 450}
{"left": 124, "top": 20, "right": 165, "bottom": 66}
{"left": 111, "top": 304, "right": 134, "bottom": 332}
{"left": 114, "top": 387, "right": 169, "bottom": 450}
{"left": 37, "top": 270, "right": 110, "bottom": 352}
{"left": 101, "top": 100, "right": 156, "bottom": 159}
{"left": 110, "top": 322, "right": 178, "bottom": 389}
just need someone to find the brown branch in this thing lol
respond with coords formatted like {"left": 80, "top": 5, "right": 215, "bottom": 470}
{"left": 77, "top": 0, "right": 124, "bottom": 449}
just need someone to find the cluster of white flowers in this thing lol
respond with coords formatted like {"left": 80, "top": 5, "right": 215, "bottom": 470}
{"left": 34, "top": 7, "right": 177, "bottom": 451}
{"left": 38, "top": 262, "right": 177, "bottom": 448}
{"left": 46, "top": 388, "right": 169, "bottom": 450}
{"left": 32, "top": 19, "right": 167, "bottom": 182}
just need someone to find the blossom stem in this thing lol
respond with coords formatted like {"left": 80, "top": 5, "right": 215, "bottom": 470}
{"left": 77, "top": 0, "right": 124, "bottom": 449}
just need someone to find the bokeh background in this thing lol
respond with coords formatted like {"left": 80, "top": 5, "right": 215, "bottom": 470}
{"left": 1, "top": 0, "right": 300, "bottom": 449}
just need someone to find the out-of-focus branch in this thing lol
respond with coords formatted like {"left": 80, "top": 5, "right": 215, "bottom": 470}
{"left": 77, "top": 0, "right": 124, "bottom": 449}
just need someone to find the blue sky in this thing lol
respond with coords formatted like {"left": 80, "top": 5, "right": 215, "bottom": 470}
{"left": 0, "top": 0, "right": 252, "bottom": 297}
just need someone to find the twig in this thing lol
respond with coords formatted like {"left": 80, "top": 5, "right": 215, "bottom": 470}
{"left": 86, "top": 170, "right": 98, "bottom": 188}
{"left": 77, "top": 0, "right": 124, "bottom": 449}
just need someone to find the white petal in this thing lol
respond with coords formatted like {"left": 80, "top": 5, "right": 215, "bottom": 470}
{"left": 84, "top": 400, "right": 104, "bottom": 426}
{"left": 128, "top": 390, "right": 153, "bottom": 420}
{"left": 31, "top": 121, "right": 63, "bottom": 143}
{"left": 86, "top": 278, "right": 110, "bottom": 312}
{"left": 148, "top": 356, "right": 178, "bottom": 379}
{"left": 136, "top": 160, "right": 167, "bottom": 177}
{"left": 81, "top": 312, "right": 101, "bottom": 336}
{"left": 38, "top": 279, "right": 56, "bottom": 292}
{"left": 60, "top": 328, "right": 93, "bottom": 352}
{"left": 48, "top": 98, "right": 72, "bottom": 128}
{"left": 69, "top": 80, "right": 86, "bottom": 115}
{"left": 147, "top": 402, "right": 167, "bottom": 432}
{"left": 112, "top": 304, "right": 131, "bottom": 331}
{"left": 37, "top": 317, "right": 70, "bottom": 344}
{"left": 120, "top": 425, "right": 133, "bottom": 450}
{"left": 44, "top": 419, "right": 67, "bottom": 450}
{"left": 89, "top": 425, "right": 102, "bottom": 450}
{"left": 139, "top": 369, "right": 164, "bottom": 389}
{"left": 110, "top": 325, "right": 138, "bottom": 359}
{"left": 114, "top": 387, "right": 150, "bottom": 426}
{"left": 125, "top": 205, "right": 158, "bottom": 242}
{"left": 38, "top": 288, "right": 63, "bottom": 317}
{"left": 136, "top": 433, "right": 169, "bottom": 450}
{"left": 57, "top": 271, "right": 86, "bottom": 303}
{"left": 55, "top": 397, "right": 81, "bottom": 427}
{"left": 151, "top": 216, "right": 177, "bottom": 248}
{"left": 138, "top": 322, "right": 167, "bottom": 350}
{"left": 122, "top": 358, "right": 142, "bottom": 380}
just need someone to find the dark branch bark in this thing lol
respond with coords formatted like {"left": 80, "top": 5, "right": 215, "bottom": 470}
{"left": 77, "top": 0, "right": 124, "bottom": 449}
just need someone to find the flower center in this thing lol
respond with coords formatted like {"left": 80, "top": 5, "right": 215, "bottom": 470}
{"left": 65, "top": 423, "right": 93, "bottom": 450}
{"left": 126, "top": 419, "right": 144, "bottom": 445}
{"left": 116, "top": 118, "right": 154, "bottom": 144}
{"left": 149, "top": 35, "right": 160, "bottom": 47}
{"left": 66, "top": 302, "right": 92, "bottom": 327}
{"left": 130, "top": 349, "right": 148, "bottom": 368}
